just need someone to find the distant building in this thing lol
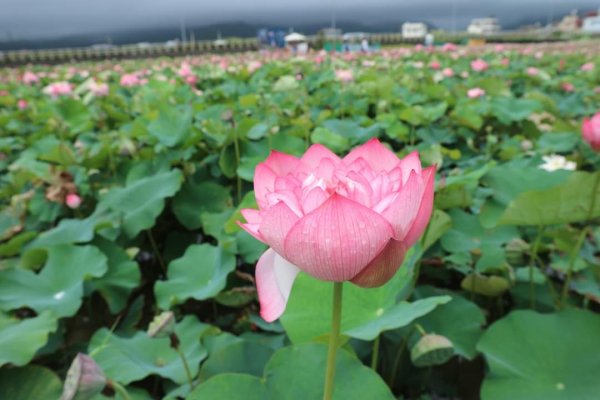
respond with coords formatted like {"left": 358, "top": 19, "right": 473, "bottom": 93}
{"left": 467, "top": 18, "right": 501, "bottom": 35}
{"left": 582, "top": 10, "right": 600, "bottom": 34}
{"left": 557, "top": 10, "right": 581, "bottom": 33}
{"left": 402, "top": 22, "right": 427, "bottom": 39}
{"left": 321, "top": 28, "right": 342, "bottom": 40}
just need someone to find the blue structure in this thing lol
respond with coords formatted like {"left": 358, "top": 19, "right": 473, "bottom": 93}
{"left": 257, "top": 28, "right": 287, "bottom": 48}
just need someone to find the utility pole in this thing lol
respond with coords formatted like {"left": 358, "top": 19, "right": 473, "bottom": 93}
{"left": 180, "top": 17, "right": 187, "bottom": 43}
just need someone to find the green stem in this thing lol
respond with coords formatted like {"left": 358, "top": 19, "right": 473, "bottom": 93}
{"left": 175, "top": 345, "right": 195, "bottom": 391}
{"left": 371, "top": 335, "right": 380, "bottom": 370}
{"left": 146, "top": 230, "right": 166, "bottom": 273}
{"left": 233, "top": 134, "right": 242, "bottom": 204}
{"left": 529, "top": 226, "right": 545, "bottom": 309}
{"left": 111, "top": 381, "right": 132, "bottom": 400}
{"left": 323, "top": 282, "right": 343, "bottom": 400}
{"left": 389, "top": 327, "right": 414, "bottom": 390}
{"left": 560, "top": 227, "right": 588, "bottom": 306}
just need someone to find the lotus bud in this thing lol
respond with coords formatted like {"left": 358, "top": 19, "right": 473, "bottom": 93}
{"left": 411, "top": 334, "right": 454, "bottom": 367}
{"left": 505, "top": 238, "right": 531, "bottom": 266}
{"left": 147, "top": 311, "right": 176, "bottom": 339}
{"left": 61, "top": 353, "right": 107, "bottom": 400}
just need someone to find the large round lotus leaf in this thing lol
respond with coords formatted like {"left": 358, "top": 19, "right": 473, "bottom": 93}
{"left": 477, "top": 309, "right": 600, "bottom": 400}
{"left": 264, "top": 343, "right": 394, "bottom": 400}
{"left": 281, "top": 249, "right": 450, "bottom": 342}
{"left": 0, "top": 365, "right": 62, "bottom": 400}
{"left": 0, "top": 311, "right": 58, "bottom": 367}
{"left": 199, "top": 340, "right": 274, "bottom": 380}
{"left": 98, "top": 169, "right": 183, "bottom": 238}
{"left": 187, "top": 374, "right": 268, "bottom": 400}
{"left": 154, "top": 244, "right": 236, "bottom": 309}
{"left": 0, "top": 244, "right": 107, "bottom": 317}
{"left": 89, "top": 316, "right": 212, "bottom": 385}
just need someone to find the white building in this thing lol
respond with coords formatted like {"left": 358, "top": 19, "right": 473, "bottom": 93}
{"left": 402, "top": 22, "right": 427, "bottom": 39}
{"left": 582, "top": 11, "right": 600, "bottom": 34}
{"left": 557, "top": 10, "right": 580, "bottom": 33}
{"left": 467, "top": 18, "right": 501, "bottom": 35}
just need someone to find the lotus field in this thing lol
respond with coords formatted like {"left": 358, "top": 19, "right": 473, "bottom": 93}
{"left": 2, "top": 41, "right": 600, "bottom": 400}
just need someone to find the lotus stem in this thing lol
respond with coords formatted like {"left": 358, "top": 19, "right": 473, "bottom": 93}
{"left": 323, "top": 282, "right": 343, "bottom": 400}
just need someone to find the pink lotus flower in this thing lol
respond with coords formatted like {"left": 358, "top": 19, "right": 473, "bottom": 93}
{"left": 581, "top": 62, "right": 594, "bottom": 72}
{"left": 17, "top": 99, "right": 28, "bottom": 109}
{"left": 185, "top": 75, "right": 197, "bottom": 85}
{"left": 495, "top": 44, "right": 506, "bottom": 52}
{"left": 467, "top": 87, "right": 486, "bottom": 98}
{"left": 66, "top": 193, "right": 82, "bottom": 209}
{"left": 582, "top": 112, "right": 600, "bottom": 151}
{"left": 526, "top": 67, "right": 539, "bottom": 76}
{"left": 88, "top": 81, "right": 109, "bottom": 97}
{"left": 247, "top": 61, "right": 262, "bottom": 73}
{"left": 178, "top": 63, "right": 192, "bottom": 77}
{"left": 442, "top": 43, "right": 457, "bottom": 52}
{"left": 239, "top": 139, "right": 435, "bottom": 321}
{"left": 22, "top": 71, "right": 39, "bottom": 85}
{"left": 429, "top": 61, "right": 441, "bottom": 70}
{"left": 0, "top": 90, "right": 7, "bottom": 96}
{"left": 442, "top": 68, "right": 454, "bottom": 78}
{"left": 561, "top": 82, "right": 574, "bottom": 92}
{"left": 120, "top": 73, "right": 142, "bottom": 87}
{"left": 43, "top": 82, "right": 72, "bottom": 98}
{"left": 335, "top": 69, "right": 354, "bottom": 82}
{"left": 471, "top": 59, "right": 489, "bottom": 72}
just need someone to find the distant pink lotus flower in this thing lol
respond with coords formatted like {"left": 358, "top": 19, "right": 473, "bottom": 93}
{"left": 22, "top": 71, "right": 39, "bottom": 85}
{"left": 120, "top": 73, "right": 143, "bottom": 87}
{"left": 362, "top": 60, "right": 375, "bottom": 67}
{"left": 415, "top": 44, "right": 424, "bottom": 52}
{"left": 429, "top": 61, "right": 441, "bottom": 70}
{"left": 17, "top": 99, "right": 28, "bottom": 109}
{"left": 185, "top": 75, "right": 197, "bottom": 85}
{"left": 561, "top": 82, "right": 574, "bottom": 92}
{"left": 460, "top": 71, "right": 469, "bottom": 78}
{"left": 501, "top": 58, "right": 510, "bottom": 66}
{"left": 247, "top": 60, "right": 262, "bottom": 73}
{"left": 178, "top": 63, "right": 193, "bottom": 77}
{"left": 467, "top": 87, "right": 486, "bottom": 98}
{"left": 582, "top": 112, "right": 600, "bottom": 151}
{"left": 335, "top": 69, "right": 354, "bottom": 82}
{"left": 239, "top": 139, "right": 435, "bottom": 321}
{"left": 581, "top": 62, "right": 594, "bottom": 72}
{"left": 471, "top": 59, "right": 489, "bottom": 72}
{"left": 495, "top": 44, "right": 506, "bottom": 52}
{"left": 88, "top": 81, "right": 109, "bottom": 97}
{"left": 43, "top": 82, "right": 73, "bottom": 98}
{"left": 442, "top": 43, "right": 457, "bottom": 52}
{"left": 0, "top": 90, "right": 8, "bottom": 96}
{"left": 526, "top": 67, "right": 539, "bottom": 76}
{"left": 66, "top": 193, "right": 82, "bottom": 209}
{"left": 442, "top": 68, "right": 454, "bottom": 77}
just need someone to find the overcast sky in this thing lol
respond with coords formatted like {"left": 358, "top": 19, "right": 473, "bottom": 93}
{"left": 2, "top": 0, "right": 599, "bottom": 40}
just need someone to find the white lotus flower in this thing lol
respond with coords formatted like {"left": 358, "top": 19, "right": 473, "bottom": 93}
{"left": 539, "top": 155, "right": 576, "bottom": 172}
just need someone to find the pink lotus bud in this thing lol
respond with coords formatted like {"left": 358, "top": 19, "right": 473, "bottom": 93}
{"left": 501, "top": 58, "right": 510, "bottom": 66}
{"left": 120, "top": 73, "right": 141, "bottom": 87}
{"left": 471, "top": 59, "right": 489, "bottom": 72}
{"left": 429, "top": 61, "right": 441, "bottom": 70}
{"left": 238, "top": 139, "right": 435, "bottom": 321}
{"left": 185, "top": 75, "right": 197, "bottom": 85}
{"left": 583, "top": 112, "right": 600, "bottom": 152}
{"left": 442, "top": 43, "right": 457, "bottom": 52}
{"left": 581, "top": 62, "right": 594, "bottom": 72}
{"left": 61, "top": 353, "right": 107, "bottom": 400}
{"left": 467, "top": 87, "right": 485, "bottom": 98}
{"left": 442, "top": 68, "right": 454, "bottom": 78}
{"left": 66, "top": 193, "right": 82, "bottom": 209}
{"left": 526, "top": 67, "right": 539, "bottom": 76}
{"left": 17, "top": 99, "right": 28, "bottom": 109}
{"left": 88, "top": 81, "right": 109, "bottom": 97}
